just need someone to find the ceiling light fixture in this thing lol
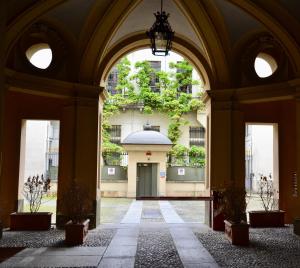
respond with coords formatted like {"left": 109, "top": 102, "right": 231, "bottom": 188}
{"left": 146, "top": 0, "right": 174, "bottom": 56}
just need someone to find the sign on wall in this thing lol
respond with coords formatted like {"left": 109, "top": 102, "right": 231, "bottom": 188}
{"left": 178, "top": 168, "right": 185, "bottom": 176}
{"left": 160, "top": 171, "right": 166, "bottom": 178}
{"left": 108, "top": 167, "right": 115, "bottom": 175}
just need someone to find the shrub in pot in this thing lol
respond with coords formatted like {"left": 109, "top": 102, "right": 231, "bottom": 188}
{"left": 248, "top": 175, "right": 285, "bottom": 228}
{"left": 294, "top": 218, "right": 300, "bottom": 235}
{"left": 223, "top": 181, "right": 249, "bottom": 246}
{"left": 10, "top": 175, "right": 52, "bottom": 231}
{"left": 61, "top": 181, "right": 91, "bottom": 246}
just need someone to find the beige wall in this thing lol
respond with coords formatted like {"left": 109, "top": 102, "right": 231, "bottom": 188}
{"left": 123, "top": 144, "right": 172, "bottom": 197}
{"left": 110, "top": 110, "right": 201, "bottom": 147}
{"left": 166, "top": 181, "right": 208, "bottom": 197}
{"left": 101, "top": 181, "right": 128, "bottom": 197}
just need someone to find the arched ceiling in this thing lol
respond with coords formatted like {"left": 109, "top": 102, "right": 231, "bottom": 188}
{"left": 108, "top": 0, "right": 205, "bottom": 52}
{"left": 5, "top": 0, "right": 300, "bottom": 87}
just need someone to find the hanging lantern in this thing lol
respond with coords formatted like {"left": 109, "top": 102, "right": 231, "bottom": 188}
{"left": 146, "top": 0, "right": 174, "bottom": 56}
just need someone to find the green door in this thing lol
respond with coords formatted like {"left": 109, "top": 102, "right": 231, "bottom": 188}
{"left": 137, "top": 163, "right": 157, "bottom": 197}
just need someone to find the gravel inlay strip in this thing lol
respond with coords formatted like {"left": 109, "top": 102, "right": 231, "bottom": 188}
{"left": 0, "top": 228, "right": 116, "bottom": 248}
{"left": 195, "top": 226, "right": 300, "bottom": 268}
{"left": 135, "top": 228, "right": 183, "bottom": 268}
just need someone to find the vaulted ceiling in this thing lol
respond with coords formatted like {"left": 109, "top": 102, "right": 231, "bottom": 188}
{"left": 5, "top": 0, "right": 300, "bottom": 89}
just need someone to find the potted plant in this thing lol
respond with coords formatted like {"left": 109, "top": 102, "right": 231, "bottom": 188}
{"left": 248, "top": 174, "right": 285, "bottom": 227}
{"left": 212, "top": 190, "right": 225, "bottom": 231}
{"left": 223, "top": 181, "right": 249, "bottom": 246}
{"left": 10, "top": 175, "right": 52, "bottom": 230}
{"left": 294, "top": 217, "right": 300, "bottom": 235}
{"left": 62, "top": 181, "right": 91, "bottom": 246}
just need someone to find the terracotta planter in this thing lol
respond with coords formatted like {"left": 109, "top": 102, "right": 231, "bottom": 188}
{"left": 224, "top": 220, "right": 249, "bottom": 246}
{"left": 10, "top": 212, "right": 52, "bottom": 231}
{"left": 213, "top": 212, "right": 225, "bottom": 231}
{"left": 0, "top": 221, "right": 2, "bottom": 239}
{"left": 65, "top": 219, "right": 90, "bottom": 246}
{"left": 248, "top": 210, "right": 285, "bottom": 227}
{"left": 294, "top": 218, "right": 300, "bottom": 235}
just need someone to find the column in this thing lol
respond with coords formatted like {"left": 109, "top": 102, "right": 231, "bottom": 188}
{"left": 295, "top": 96, "right": 300, "bottom": 215}
{"left": 127, "top": 152, "right": 137, "bottom": 198}
{"left": 0, "top": 2, "right": 7, "bottom": 224}
{"left": 57, "top": 95, "right": 101, "bottom": 229}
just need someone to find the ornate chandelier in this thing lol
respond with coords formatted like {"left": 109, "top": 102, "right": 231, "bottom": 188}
{"left": 146, "top": 0, "right": 175, "bottom": 56}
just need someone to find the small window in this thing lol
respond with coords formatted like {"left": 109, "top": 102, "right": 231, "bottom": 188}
{"left": 189, "top": 126, "right": 205, "bottom": 147}
{"left": 110, "top": 125, "right": 121, "bottom": 144}
{"left": 107, "top": 67, "right": 118, "bottom": 95}
{"left": 26, "top": 43, "right": 52, "bottom": 69}
{"left": 254, "top": 53, "right": 278, "bottom": 78}
{"left": 149, "top": 61, "right": 161, "bottom": 93}
{"left": 144, "top": 125, "right": 160, "bottom": 132}
{"left": 176, "top": 61, "right": 192, "bottom": 94}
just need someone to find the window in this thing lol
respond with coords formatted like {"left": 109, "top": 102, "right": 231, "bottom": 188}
{"left": 176, "top": 61, "right": 192, "bottom": 94}
{"left": 107, "top": 67, "right": 118, "bottom": 95}
{"left": 149, "top": 61, "right": 161, "bottom": 93}
{"left": 144, "top": 125, "right": 160, "bottom": 132}
{"left": 110, "top": 125, "right": 121, "bottom": 144}
{"left": 26, "top": 43, "right": 52, "bottom": 69}
{"left": 189, "top": 126, "right": 205, "bottom": 146}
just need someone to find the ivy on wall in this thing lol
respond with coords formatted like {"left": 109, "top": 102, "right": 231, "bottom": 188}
{"left": 102, "top": 57, "right": 205, "bottom": 166}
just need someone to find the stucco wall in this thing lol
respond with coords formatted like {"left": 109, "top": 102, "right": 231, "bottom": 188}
{"left": 109, "top": 110, "right": 201, "bottom": 147}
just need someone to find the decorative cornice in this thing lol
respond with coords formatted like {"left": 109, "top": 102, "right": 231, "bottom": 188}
{"left": 5, "top": 68, "right": 105, "bottom": 100}
{"left": 205, "top": 79, "right": 299, "bottom": 104}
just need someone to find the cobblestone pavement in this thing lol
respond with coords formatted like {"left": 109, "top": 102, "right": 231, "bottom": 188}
{"left": 5, "top": 201, "right": 299, "bottom": 267}
{"left": 135, "top": 228, "right": 184, "bottom": 268}
{"left": 195, "top": 225, "right": 300, "bottom": 268}
{"left": 0, "top": 228, "right": 115, "bottom": 248}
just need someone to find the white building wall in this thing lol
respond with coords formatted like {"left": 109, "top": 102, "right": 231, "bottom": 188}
{"left": 24, "top": 120, "right": 48, "bottom": 179}
{"left": 109, "top": 110, "right": 201, "bottom": 147}
{"left": 126, "top": 49, "right": 202, "bottom": 97}
{"left": 251, "top": 125, "right": 273, "bottom": 177}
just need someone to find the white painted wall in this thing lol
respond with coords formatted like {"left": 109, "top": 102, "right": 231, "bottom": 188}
{"left": 109, "top": 110, "right": 201, "bottom": 147}
{"left": 24, "top": 120, "right": 48, "bottom": 180}
{"left": 126, "top": 49, "right": 202, "bottom": 97}
{"left": 251, "top": 125, "right": 273, "bottom": 177}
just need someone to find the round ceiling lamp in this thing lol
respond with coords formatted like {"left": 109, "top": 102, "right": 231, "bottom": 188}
{"left": 146, "top": 0, "right": 175, "bottom": 56}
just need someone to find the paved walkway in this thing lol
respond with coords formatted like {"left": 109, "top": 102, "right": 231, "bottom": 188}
{"left": 0, "top": 200, "right": 218, "bottom": 268}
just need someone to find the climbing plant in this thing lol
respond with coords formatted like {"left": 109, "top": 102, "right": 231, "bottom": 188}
{"left": 102, "top": 56, "right": 204, "bottom": 157}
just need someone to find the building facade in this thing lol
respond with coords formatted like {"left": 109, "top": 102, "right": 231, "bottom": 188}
{"left": 101, "top": 50, "right": 207, "bottom": 197}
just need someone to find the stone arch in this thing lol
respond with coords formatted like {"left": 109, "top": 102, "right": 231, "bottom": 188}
{"left": 97, "top": 33, "right": 214, "bottom": 91}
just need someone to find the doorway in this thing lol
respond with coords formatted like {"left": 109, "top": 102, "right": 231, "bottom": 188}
{"left": 137, "top": 163, "right": 158, "bottom": 197}
{"left": 19, "top": 120, "right": 60, "bottom": 223}
{"left": 245, "top": 123, "right": 279, "bottom": 211}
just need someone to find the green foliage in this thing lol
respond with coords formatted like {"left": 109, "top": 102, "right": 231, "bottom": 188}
{"left": 169, "top": 144, "right": 189, "bottom": 166}
{"left": 103, "top": 56, "right": 205, "bottom": 155}
{"left": 189, "top": 146, "right": 205, "bottom": 167}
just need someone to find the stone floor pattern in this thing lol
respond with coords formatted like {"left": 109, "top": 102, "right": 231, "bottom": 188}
{"left": 0, "top": 200, "right": 218, "bottom": 268}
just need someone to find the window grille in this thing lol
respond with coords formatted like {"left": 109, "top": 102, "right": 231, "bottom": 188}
{"left": 189, "top": 126, "right": 205, "bottom": 146}
{"left": 110, "top": 125, "right": 121, "bottom": 144}
{"left": 107, "top": 67, "right": 118, "bottom": 95}
{"left": 149, "top": 61, "right": 161, "bottom": 93}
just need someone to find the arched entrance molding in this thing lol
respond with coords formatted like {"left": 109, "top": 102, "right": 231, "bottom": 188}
{"left": 97, "top": 33, "right": 213, "bottom": 91}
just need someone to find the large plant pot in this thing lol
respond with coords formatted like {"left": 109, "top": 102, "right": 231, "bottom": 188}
{"left": 249, "top": 210, "right": 285, "bottom": 227}
{"left": 224, "top": 220, "right": 249, "bottom": 246}
{"left": 294, "top": 218, "right": 300, "bottom": 235}
{"left": 0, "top": 221, "right": 3, "bottom": 239}
{"left": 10, "top": 212, "right": 52, "bottom": 231}
{"left": 213, "top": 212, "right": 225, "bottom": 231}
{"left": 65, "top": 219, "right": 90, "bottom": 246}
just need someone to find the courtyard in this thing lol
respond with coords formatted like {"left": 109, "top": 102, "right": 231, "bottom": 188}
{"left": 1, "top": 198, "right": 300, "bottom": 267}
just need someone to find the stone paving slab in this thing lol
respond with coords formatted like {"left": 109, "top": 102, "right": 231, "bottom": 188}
{"left": 121, "top": 201, "right": 143, "bottom": 224}
{"left": 98, "top": 257, "right": 135, "bottom": 268}
{"left": 170, "top": 227, "right": 219, "bottom": 268}
{"left": 159, "top": 201, "right": 184, "bottom": 223}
